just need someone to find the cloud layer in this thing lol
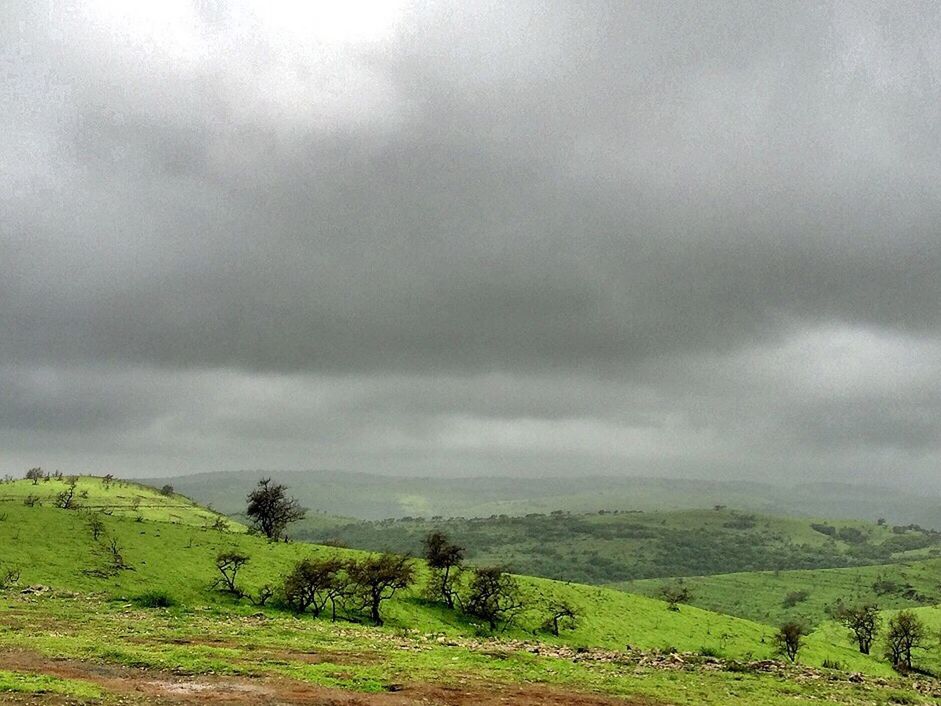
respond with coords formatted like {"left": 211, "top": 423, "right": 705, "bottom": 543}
{"left": 2, "top": 1, "right": 939, "bottom": 485}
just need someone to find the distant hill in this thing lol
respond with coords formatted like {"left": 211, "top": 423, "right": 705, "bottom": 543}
{"left": 289, "top": 508, "right": 941, "bottom": 584}
{"left": 140, "top": 469, "right": 941, "bottom": 528}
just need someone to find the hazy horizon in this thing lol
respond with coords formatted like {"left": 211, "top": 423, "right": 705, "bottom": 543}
{"left": 3, "top": 2, "right": 939, "bottom": 487}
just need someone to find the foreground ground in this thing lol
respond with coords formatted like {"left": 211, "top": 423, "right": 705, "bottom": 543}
{"left": 0, "top": 592, "right": 938, "bottom": 706}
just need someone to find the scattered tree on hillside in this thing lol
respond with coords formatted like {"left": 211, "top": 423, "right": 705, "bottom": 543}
{"left": 831, "top": 602, "right": 879, "bottom": 654}
{"left": 0, "top": 564, "right": 21, "bottom": 590}
{"left": 55, "top": 481, "right": 78, "bottom": 510}
{"left": 462, "top": 566, "right": 524, "bottom": 632}
{"left": 245, "top": 478, "right": 306, "bottom": 541}
{"left": 25, "top": 467, "right": 44, "bottom": 485}
{"left": 884, "top": 610, "right": 925, "bottom": 671}
{"left": 282, "top": 556, "right": 347, "bottom": 620}
{"left": 347, "top": 553, "right": 415, "bottom": 626}
{"left": 542, "top": 600, "right": 578, "bottom": 636}
{"left": 86, "top": 513, "right": 105, "bottom": 541}
{"left": 160, "top": 484, "right": 174, "bottom": 496}
{"left": 658, "top": 581, "right": 692, "bottom": 611}
{"left": 102, "top": 474, "right": 114, "bottom": 488}
{"left": 775, "top": 621, "right": 807, "bottom": 662}
{"left": 213, "top": 551, "right": 250, "bottom": 598}
{"left": 422, "top": 530, "right": 465, "bottom": 609}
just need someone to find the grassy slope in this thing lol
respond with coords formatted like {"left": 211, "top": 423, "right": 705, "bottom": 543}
{"left": 623, "top": 560, "right": 941, "bottom": 628}
{"left": 0, "top": 478, "right": 891, "bottom": 677}
{"left": 0, "top": 476, "right": 240, "bottom": 529}
{"left": 293, "top": 508, "right": 940, "bottom": 584}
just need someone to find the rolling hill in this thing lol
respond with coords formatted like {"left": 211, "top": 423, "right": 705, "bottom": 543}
{"left": 1, "top": 475, "right": 939, "bottom": 706}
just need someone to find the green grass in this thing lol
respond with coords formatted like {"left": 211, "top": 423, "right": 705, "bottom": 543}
{"left": 0, "top": 479, "right": 890, "bottom": 673}
{"left": 0, "top": 669, "right": 102, "bottom": 698}
{"left": 1, "top": 475, "right": 938, "bottom": 706}
{"left": 622, "top": 559, "right": 941, "bottom": 627}
{"left": 0, "top": 476, "right": 240, "bottom": 529}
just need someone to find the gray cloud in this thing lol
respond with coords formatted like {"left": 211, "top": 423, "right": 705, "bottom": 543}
{"left": 1, "top": 1, "right": 939, "bottom": 486}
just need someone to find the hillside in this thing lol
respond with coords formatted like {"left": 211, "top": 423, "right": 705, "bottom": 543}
{"left": 140, "top": 470, "right": 941, "bottom": 529}
{"left": 622, "top": 559, "right": 941, "bottom": 627}
{"left": 289, "top": 508, "right": 941, "bottom": 584}
{"left": 1, "top": 476, "right": 939, "bottom": 706}
{"left": 0, "top": 475, "right": 239, "bottom": 529}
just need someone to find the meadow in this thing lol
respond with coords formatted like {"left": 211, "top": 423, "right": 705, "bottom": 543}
{"left": 0, "top": 476, "right": 939, "bottom": 705}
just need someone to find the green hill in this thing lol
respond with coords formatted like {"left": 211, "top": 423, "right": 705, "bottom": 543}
{"left": 288, "top": 508, "right": 941, "bottom": 584}
{"left": 622, "top": 559, "right": 941, "bottom": 628}
{"left": 0, "top": 475, "right": 239, "bottom": 529}
{"left": 1, "top": 476, "right": 937, "bottom": 706}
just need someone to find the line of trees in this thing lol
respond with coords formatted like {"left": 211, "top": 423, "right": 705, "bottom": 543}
{"left": 779, "top": 602, "right": 929, "bottom": 673}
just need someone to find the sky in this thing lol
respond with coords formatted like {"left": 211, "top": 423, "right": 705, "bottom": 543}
{"left": 1, "top": 1, "right": 939, "bottom": 487}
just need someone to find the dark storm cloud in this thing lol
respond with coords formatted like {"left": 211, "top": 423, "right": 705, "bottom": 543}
{"left": 1, "top": 1, "right": 939, "bottom": 482}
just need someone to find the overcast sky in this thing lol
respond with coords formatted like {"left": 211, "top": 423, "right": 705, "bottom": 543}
{"left": 2, "top": 1, "right": 939, "bottom": 486}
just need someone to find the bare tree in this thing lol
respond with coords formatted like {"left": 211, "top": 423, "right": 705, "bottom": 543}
{"left": 542, "top": 600, "right": 578, "bottom": 636}
{"left": 831, "top": 602, "right": 879, "bottom": 654}
{"left": 86, "top": 513, "right": 106, "bottom": 541}
{"left": 422, "top": 530, "right": 465, "bottom": 609}
{"left": 884, "top": 610, "right": 925, "bottom": 671}
{"left": 245, "top": 478, "right": 306, "bottom": 541}
{"left": 347, "top": 553, "right": 415, "bottom": 626}
{"left": 462, "top": 566, "right": 524, "bottom": 632}
{"left": 775, "top": 621, "right": 807, "bottom": 662}
{"left": 213, "top": 551, "right": 250, "bottom": 598}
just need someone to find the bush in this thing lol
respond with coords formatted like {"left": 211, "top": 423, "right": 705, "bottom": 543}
{"left": 782, "top": 590, "right": 810, "bottom": 608}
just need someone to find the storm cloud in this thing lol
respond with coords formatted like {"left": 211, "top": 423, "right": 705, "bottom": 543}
{"left": 2, "top": 1, "right": 939, "bottom": 486}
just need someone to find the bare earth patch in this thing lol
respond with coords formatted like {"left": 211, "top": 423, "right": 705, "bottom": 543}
{"left": 0, "top": 649, "right": 657, "bottom": 705}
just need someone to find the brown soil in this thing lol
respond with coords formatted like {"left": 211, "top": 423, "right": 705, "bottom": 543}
{"left": 0, "top": 649, "right": 658, "bottom": 706}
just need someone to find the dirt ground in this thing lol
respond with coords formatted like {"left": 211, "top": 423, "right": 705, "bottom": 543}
{"left": 0, "top": 649, "right": 658, "bottom": 706}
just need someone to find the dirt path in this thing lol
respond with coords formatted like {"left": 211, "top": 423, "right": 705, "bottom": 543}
{"left": 0, "top": 649, "right": 658, "bottom": 706}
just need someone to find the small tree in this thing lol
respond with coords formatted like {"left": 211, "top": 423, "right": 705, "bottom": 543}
{"left": 658, "top": 581, "right": 692, "bottom": 611}
{"left": 346, "top": 553, "right": 415, "bottom": 626}
{"left": 542, "top": 600, "right": 578, "bottom": 636}
{"left": 55, "top": 484, "right": 77, "bottom": 510}
{"left": 422, "top": 530, "right": 465, "bottom": 609}
{"left": 884, "top": 610, "right": 925, "bottom": 671}
{"left": 831, "top": 602, "right": 879, "bottom": 654}
{"left": 775, "top": 621, "right": 807, "bottom": 662}
{"left": 282, "top": 556, "right": 347, "bottom": 620}
{"left": 86, "top": 513, "right": 106, "bottom": 541}
{"left": 245, "top": 478, "right": 306, "bottom": 541}
{"left": 213, "top": 551, "right": 250, "bottom": 598}
{"left": 25, "top": 467, "right": 44, "bottom": 485}
{"left": 462, "top": 566, "right": 524, "bottom": 632}
{"left": 160, "top": 484, "right": 174, "bottom": 496}
{"left": 0, "top": 564, "right": 21, "bottom": 590}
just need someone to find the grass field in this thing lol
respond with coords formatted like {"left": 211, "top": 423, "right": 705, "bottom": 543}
{"left": 0, "top": 476, "right": 939, "bottom": 705}
{"left": 623, "top": 559, "right": 941, "bottom": 627}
